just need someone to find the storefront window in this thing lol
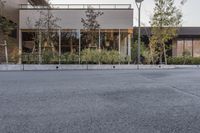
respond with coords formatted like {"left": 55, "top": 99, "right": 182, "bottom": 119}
{"left": 81, "top": 30, "right": 99, "bottom": 50}
{"left": 61, "top": 29, "right": 79, "bottom": 54}
{"left": 120, "top": 30, "right": 128, "bottom": 56}
{"left": 100, "top": 29, "right": 119, "bottom": 51}
{"left": 22, "top": 31, "right": 39, "bottom": 64}
{"left": 22, "top": 32, "right": 37, "bottom": 53}
{"left": 40, "top": 31, "right": 59, "bottom": 64}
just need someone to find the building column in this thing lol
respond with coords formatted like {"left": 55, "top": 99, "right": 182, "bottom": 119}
{"left": 59, "top": 29, "right": 61, "bottom": 65}
{"left": 128, "top": 33, "right": 131, "bottom": 57}
{"left": 18, "top": 29, "right": 22, "bottom": 64}
{"left": 124, "top": 36, "right": 127, "bottom": 56}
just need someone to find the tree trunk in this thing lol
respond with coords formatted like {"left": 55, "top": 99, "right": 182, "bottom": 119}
{"left": 159, "top": 46, "right": 163, "bottom": 64}
{"left": 149, "top": 44, "right": 154, "bottom": 64}
{"left": 163, "top": 43, "right": 167, "bottom": 65}
{"left": 70, "top": 37, "right": 73, "bottom": 54}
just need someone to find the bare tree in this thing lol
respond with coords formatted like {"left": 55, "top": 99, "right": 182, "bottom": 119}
{"left": 35, "top": 9, "right": 61, "bottom": 52}
{"left": 81, "top": 7, "right": 103, "bottom": 48}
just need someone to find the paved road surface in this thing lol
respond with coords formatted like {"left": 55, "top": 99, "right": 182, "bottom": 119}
{"left": 0, "top": 69, "right": 200, "bottom": 133}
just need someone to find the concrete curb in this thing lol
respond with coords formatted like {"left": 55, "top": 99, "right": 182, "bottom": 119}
{"left": 0, "top": 64, "right": 200, "bottom": 71}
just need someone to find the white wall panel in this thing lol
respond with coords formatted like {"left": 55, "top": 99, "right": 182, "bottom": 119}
{"left": 20, "top": 9, "right": 133, "bottom": 29}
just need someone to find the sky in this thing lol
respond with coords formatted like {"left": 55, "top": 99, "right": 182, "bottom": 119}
{"left": 51, "top": 0, "right": 200, "bottom": 27}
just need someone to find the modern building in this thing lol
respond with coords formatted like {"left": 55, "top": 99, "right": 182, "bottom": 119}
{"left": 0, "top": 0, "right": 49, "bottom": 63}
{"left": 0, "top": 0, "right": 48, "bottom": 38}
{"left": 172, "top": 27, "right": 200, "bottom": 57}
{"left": 1, "top": 1, "right": 200, "bottom": 64}
{"left": 139, "top": 27, "right": 200, "bottom": 58}
{"left": 19, "top": 4, "right": 133, "bottom": 64}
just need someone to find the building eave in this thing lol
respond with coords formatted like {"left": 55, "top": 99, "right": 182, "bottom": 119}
{"left": 134, "top": 27, "right": 200, "bottom": 36}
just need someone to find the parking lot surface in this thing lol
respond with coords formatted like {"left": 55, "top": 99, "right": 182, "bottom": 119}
{"left": 0, "top": 69, "right": 200, "bottom": 133}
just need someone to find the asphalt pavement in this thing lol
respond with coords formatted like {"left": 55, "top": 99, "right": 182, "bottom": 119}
{"left": 0, "top": 69, "right": 200, "bottom": 133}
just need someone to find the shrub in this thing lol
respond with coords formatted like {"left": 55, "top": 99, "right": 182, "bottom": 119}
{"left": 8, "top": 47, "right": 19, "bottom": 64}
{"left": 131, "top": 41, "right": 147, "bottom": 63}
{"left": 99, "top": 50, "right": 110, "bottom": 64}
{"left": 22, "top": 49, "right": 131, "bottom": 64}
{"left": 81, "top": 49, "right": 100, "bottom": 64}
{"left": 62, "top": 52, "right": 79, "bottom": 64}
{"left": 99, "top": 50, "right": 122, "bottom": 64}
{"left": 168, "top": 57, "right": 200, "bottom": 65}
{"left": 81, "top": 49, "right": 122, "bottom": 64}
{"left": 191, "top": 57, "right": 200, "bottom": 64}
{"left": 22, "top": 53, "right": 39, "bottom": 64}
{"left": 42, "top": 50, "right": 59, "bottom": 64}
{"left": 109, "top": 50, "right": 121, "bottom": 64}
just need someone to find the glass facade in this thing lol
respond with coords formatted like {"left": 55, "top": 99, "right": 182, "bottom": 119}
{"left": 61, "top": 30, "right": 79, "bottom": 54}
{"left": 19, "top": 6, "right": 134, "bottom": 64}
{"left": 22, "top": 31, "right": 39, "bottom": 64}
{"left": 81, "top": 29, "right": 100, "bottom": 50}
{"left": 100, "top": 29, "right": 119, "bottom": 51}
{"left": 173, "top": 38, "right": 200, "bottom": 57}
{"left": 120, "top": 30, "right": 129, "bottom": 57}
{"left": 21, "top": 29, "right": 133, "bottom": 64}
{"left": 22, "top": 30, "right": 60, "bottom": 64}
{"left": 22, "top": 32, "right": 37, "bottom": 53}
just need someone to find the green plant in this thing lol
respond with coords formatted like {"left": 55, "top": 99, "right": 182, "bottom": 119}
{"left": 22, "top": 49, "right": 132, "bottom": 64}
{"left": 150, "top": 0, "right": 182, "bottom": 64}
{"left": 22, "top": 53, "right": 39, "bottom": 64}
{"left": 81, "top": 49, "right": 100, "bottom": 64}
{"left": 9, "top": 47, "right": 19, "bottom": 63}
{"left": 168, "top": 57, "right": 200, "bottom": 65}
{"left": 142, "top": 49, "right": 152, "bottom": 64}
{"left": 99, "top": 50, "right": 110, "bottom": 64}
{"left": 42, "top": 50, "right": 59, "bottom": 64}
{"left": 109, "top": 50, "right": 121, "bottom": 64}
{"left": 99, "top": 50, "right": 121, "bottom": 64}
{"left": 65, "top": 53, "right": 79, "bottom": 64}
{"left": 80, "top": 49, "right": 124, "bottom": 64}
{"left": 131, "top": 41, "right": 147, "bottom": 63}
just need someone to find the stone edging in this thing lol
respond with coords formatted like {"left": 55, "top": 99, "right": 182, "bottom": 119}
{"left": 0, "top": 64, "right": 200, "bottom": 71}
